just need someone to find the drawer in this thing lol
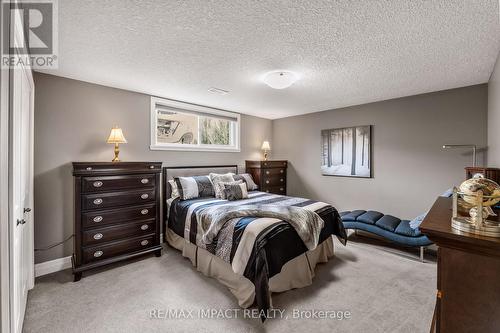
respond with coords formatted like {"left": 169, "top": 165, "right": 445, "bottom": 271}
{"left": 73, "top": 162, "right": 161, "bottom": 175}
{"left": 262, "top": 176, "right": 286, "bottom": 186}
{"left": 82, "top": 204, "right": 156, "bottom": 228}
{"left": 82, "top": 234, "right": 156, "bottom": 264}
{"left": 262, "top": 168, "right": 286, "bottom": 176}
{"left": 82, "top": 189, "right": 155, "bottom": 210}
{"left": 82, "top": 174, "right": 155, "bottom": 193}
{"left": 262, "top": 185, "right": 286, "bottom": 195}
{"left": 82, "top": 219, "right": 156, "bottom": 246}
{"left": 261, "top": 161, "right": 287, "bottom": 168}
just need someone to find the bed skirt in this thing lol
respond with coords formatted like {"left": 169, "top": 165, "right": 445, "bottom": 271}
{"left": 166, "top": 228, "right": 335, "bottom": 308}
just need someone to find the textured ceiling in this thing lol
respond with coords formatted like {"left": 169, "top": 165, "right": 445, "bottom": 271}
{"left": 40, "top": 0, "right": 500, "bottom": 119}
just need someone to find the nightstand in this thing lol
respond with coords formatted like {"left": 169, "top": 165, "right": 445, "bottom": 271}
{"left": 245, "top": 160, "right": 287, "bottom": 195}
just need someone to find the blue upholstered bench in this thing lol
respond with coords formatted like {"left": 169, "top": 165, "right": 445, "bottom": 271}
{"left": 340, "top": 210, "right": 433, "bottom": 262}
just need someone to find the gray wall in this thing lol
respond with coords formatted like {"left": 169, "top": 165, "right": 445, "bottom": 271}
{"left": 34, "top": 73, "right": 272, "bottom": 263}
{"left": 272, "top": 85, "right": 488, "bottom": 219}
{"left": 488, "top": 50, "right": 500, "bottom": 167}
{"left": 34, "top": 72, "right": 488, "bottom": 263}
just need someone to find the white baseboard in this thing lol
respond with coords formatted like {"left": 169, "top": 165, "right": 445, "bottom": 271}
{"left": 35, "top": 237, "right": 165, "bottom": 278}
{"left": 35, "top": 256, "right": 72, "bottom": 277}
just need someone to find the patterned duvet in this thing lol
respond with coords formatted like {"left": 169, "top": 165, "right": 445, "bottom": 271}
{"left": 167, "top": 191, "right": 347, "bottom": 320}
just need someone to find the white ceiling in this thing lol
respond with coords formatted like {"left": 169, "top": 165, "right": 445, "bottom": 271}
{"left": 40, "top": 0, "right": 500, "bottom": 119}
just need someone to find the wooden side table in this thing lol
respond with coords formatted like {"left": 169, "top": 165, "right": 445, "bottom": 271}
{"left": 419, "top": 197, "right": 500, "bottom": 333}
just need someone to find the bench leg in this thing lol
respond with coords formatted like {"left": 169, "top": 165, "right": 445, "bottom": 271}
{"left": 420, "top": 246, "right": 425, "bottom": 263}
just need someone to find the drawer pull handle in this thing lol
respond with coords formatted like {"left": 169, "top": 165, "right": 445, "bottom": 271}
{"left": 93, "top": 233, "right": 103, "bottom": 240}
{"left": 141, "top": 224, "right": 149, "bottom": 231}
{"left": 141, "top": 178, "right": 149, "bottom": 184}
{"left": 93, "top": 181, "right": 103, "bottom": 188}
{"left": 280, "top": 188, "right": 284, "bottom": 191}
{"left": 266, "top": 171, "right": 270, "bottom": 175}
{"left": 265, "top": 180, "right": 269, "bottom": 184}
{"left": 280, "top": 178, "right": 284, "bottom": 182}
{"left": 93, "top": 250, "right": 103, "bottom": 258}
{"left": 86, "top": 167, "right": 92, "bottom": 171}
{"left": 283, "top": 162, "right": 286, "bottom": 165}
{"left": 141, "top": 209, "right": 149, "bottom": 215}
{"left": 149, "top": 165, "right": 155, "bottom": 169}
{"left": 93, "top": 198, "right": 103, "bottom": 205}
{"left": 141, "top": 194, "right": 149, "bottom": 200}
{"left": 280, "top": 169, "right": 284, "bottom": 173}
{"left": 93, "top": 216, "right": 103, "bottom": 223}
{"left": 141, "top": 240, "right": 149, "bottom": 246}
{"left": 266, "top": 190, "right": 270, "bottom": 193}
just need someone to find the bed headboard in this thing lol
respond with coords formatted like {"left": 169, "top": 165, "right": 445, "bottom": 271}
{"left": 162, "top": 165, "right": 238, "bottom": 235}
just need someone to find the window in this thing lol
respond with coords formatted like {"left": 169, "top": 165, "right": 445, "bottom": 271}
{"left": 150, "top": 97, "right": 240, "bottom": 151}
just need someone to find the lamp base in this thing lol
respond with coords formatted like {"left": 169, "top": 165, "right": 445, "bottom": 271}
{"left": 264, "top": 151, "right": 268, "bottom": 161}
{"left": 112, "top": 143, "right": 121, "bottom": 162}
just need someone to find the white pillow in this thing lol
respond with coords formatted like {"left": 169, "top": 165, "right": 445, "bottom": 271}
{"left": 168, "top": 179, "right": 180, "bottom": 199}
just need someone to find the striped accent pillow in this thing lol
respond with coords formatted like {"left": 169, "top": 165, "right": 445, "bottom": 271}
{"left": 174, "top": 176, "right": 215, "bottom": 200}
{"left": 223, "top": 182, "right": 249, "bottom": 201}
{"left": 232, "top": 173, "right": 258, "bottom": 190}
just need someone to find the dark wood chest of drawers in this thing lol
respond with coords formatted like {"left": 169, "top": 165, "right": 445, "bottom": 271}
{"left": 420, "top": 197, "right": 500, "bottom": 333}
{"left": 245, "top": 160, "right": 287, "bottom": 195}
{"left": 72, "top": 162, "right": 162, "bottom": 281}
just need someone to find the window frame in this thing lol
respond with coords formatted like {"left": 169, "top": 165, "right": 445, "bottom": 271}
{"left": 150, "top": 96, "right": 241, "bottom": 152}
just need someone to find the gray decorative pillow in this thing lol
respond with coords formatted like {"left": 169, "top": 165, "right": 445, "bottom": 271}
{"left": 214, "top": 180, "right": 243, "bottom": 199}
{"left": 174, "top": 176, "right": 214, "bottom": 200}
{"left": 224, "top": 182, "right": 249, "bottom": 201}
{"left": 209, "top": 172, "right": 236, "bottom": 198}
{"left": 233, "top": 173, "right": 258, "bottom": 190}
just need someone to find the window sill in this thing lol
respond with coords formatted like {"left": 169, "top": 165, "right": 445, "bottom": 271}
{"left": 149, "top": 145, "right": 241, "bottom": 153}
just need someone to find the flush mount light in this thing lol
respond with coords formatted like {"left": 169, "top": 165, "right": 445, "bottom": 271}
{"left": 262, "top": 71, "right": 299, "bottom": 89}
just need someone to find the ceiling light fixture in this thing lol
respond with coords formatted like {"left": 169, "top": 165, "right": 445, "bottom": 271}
{"left": 262, "top": 71, "right": 299, "bottom": 89}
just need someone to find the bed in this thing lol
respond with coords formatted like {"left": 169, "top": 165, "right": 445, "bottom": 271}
{"left": 162, "top": 165, "right": 347, "bottom": 320}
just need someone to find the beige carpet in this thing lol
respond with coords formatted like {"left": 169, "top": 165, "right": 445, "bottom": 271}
{"left": 24, "top": 234, "right": 436, "bottom": 333}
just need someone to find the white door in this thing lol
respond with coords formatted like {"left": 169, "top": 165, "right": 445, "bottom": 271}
{"left": 9, "top": 12, "right": 35, "bottom": 333}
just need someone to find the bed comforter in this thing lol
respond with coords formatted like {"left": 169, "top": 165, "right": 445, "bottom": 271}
{"left": 167, "top": 191, "right": 347, "bottom": 320}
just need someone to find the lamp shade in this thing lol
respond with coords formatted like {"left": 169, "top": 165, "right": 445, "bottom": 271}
{"left": 261, "top": 141, "right": 271, "bottom": 150}
{"left": 107, "top": 127, "right": 127, "bottom": 144}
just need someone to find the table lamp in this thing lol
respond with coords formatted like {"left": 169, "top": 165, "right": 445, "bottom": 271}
{"left": 261, "top": 141, "right": 271, "bottom": 161}
{"left": 107, "top": 126, "right": 127, "bottom": 162}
